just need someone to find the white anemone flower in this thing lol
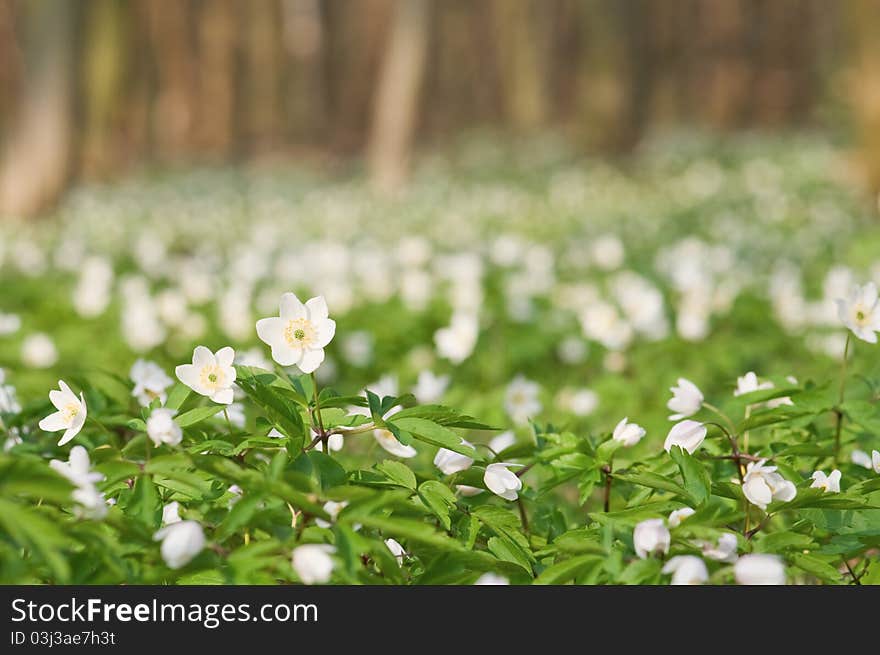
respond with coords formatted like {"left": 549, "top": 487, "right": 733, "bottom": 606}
{"left": 39, "top": 380, "right": 88, "bottom": 446}
{"left": 667, "top": 507, "right": 695, "bottom": 528}
{"left": 474, "top": 573, "right": 509, "bottom": 585}
{"left": 162, "top": 501, "right": 182, "bottom": 526}
{"left": 734, "top": 554, "right": 786, "bottom": 585}
{"left": 256, "top": 293, "right": 336, "bottom": 374}
{"left": 130, "top": 359, "right": 173, "bottom": 407}
{"left": 742, "top": 459, "right": 797, "bottom": 510}
{"left": 385, "top": 538, "right": 406, "bottom": 565}
{"left": 612, "top": 417, "right": 645, "bottom": 447}
{"left": 434, "top": 439, "right": 475, "bottom": 475}
{"left": 412, "top": 370, "right": 450, "bottom": 404}
{"left": 734, "top": 371, "right": 774, "bottom": 396}
{"left": 663, "top": 420, "right": 707, "bottom": 455}
{"left": 504, "top": 375, "right": 541, "bottom": 425}
{"left": 49, "top": 446, "right": 104, "bottom": 488}
{"left": 146, "top": 408, "right": 183, "bottom": 447}
{"left": 175, "top": 346, "right": 237, "bottom": 405}
{"left": 810, "top": 469, "right": 841, "bottom": 493}
{"left": 633, "top": 518, "right": 671, "bottom": 559}
{"left": 836, "top": 282, "right": 880, "bottom": 343}
{"left": 153, "top": 520, "right": 205, "bottom": 570}
{"left": 851, "top": 449, "right": 873, "bottom": 469}
{"left": 483, "top": 463, "right": 523, "bottom": 501}
{"left": 662, "top": 556, "right": 708, "bottom": 585}
{"left": 873, "top": 450, "right": 880, "bottom": 474}
{"left": 667, "top": 378, "right": 703, "bottom": 420}
{"left": 291, "top": 544, "right": 335, "bottom": 585}
{"left": 701, "top": 533, "right": 739, "bottom": 562}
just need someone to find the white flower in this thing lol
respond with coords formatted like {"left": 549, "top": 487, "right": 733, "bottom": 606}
{"left": 39, "top": 380, "right": 88, "bottom": 446}
{"left": 0, "top": 370, "right": 22, "bottom": 414}
{"left": 315, "top": 500, "right": 348, "bottom": 528}
{"left": 734, "top": 554, "right": 786, "bottom": 585}
{"left": 836, "top": 282, "right": 880, "bottom": 343}
{"left": 662, "top": 556, "right": 708, "bottom": 585}
{"left": 810, "top": 469, "right": 841, "bottom": 493}
{"left": 434, "top": 440, "right": 475, "bottom": 475}
{"left": 315, "top": 432, "right": 344, "bottom": 453}
{"left": 49, "top": 446, "right": 104, "bottom": 488}
{"left": 663, "top": 420, "right": 707, "bottom": 455}
{"left": 456, "top": 485, "right": 484, "bottom": 497}
{"left": 349, "top": 400, "right": 415, "bottom": 458}
{"left": 484, "top": 463, "right": 523, "bottom": 501}
{"left": 162, "top": 501, "right": 182, "bottom": 525}
{"left": 742, "top": 459, "right": 797, "bottom": 510}
{"left": 175, "top": 346, "right": 237, "bottom": 404}
{"left": 504, "top": 375, "right": 541, "bottom": 424}
{"left": 434, "top": 312, "right": 479, "bottom": 364}
{"left": 130, "top": 359, "right": 173, "bottom": 407}
{"left": 667, "top": 378, "right": 703, "bottom": 420}
{"left": 412, "top": 370, "right": 450, "bottom": 404}
{"left": 734, "top": 371, "right": 774, "bottom": 397}
{"left": 385, "top": 538, "right": 406, "bottom": 565}
{"left": 633, "top": 518, "right": 671, "bottom": 559}
{"left": 489, "top": 431, "right": 516, "bottom": 454}
{"left": 667, "top": 507, "right": 695, "bottom": 528}
{"left": 557, "top": 387, "right": 599, "bottom": 417}
{"left": 701, "top": 533, "right": 739, "bottom": 562}
{"left": 256, "top": 293, "right": 336, "bottom": 374}
{"left": 474, "top": 573, "right": 509, "bottom": 585}
{"left": 146, "top": 408, "right": 183, "bottom": 447}
{"left": 153, "top": 521, "right": 205, "bottom": 570}
{"left": 291, "top": 544, "right": 335, "bottom": 584}
{"left": 873, "top": 450, "right": 880, "bottom": 474}
{"left": 21, "top": 332, "right": 58, "bottom": 369}
{"left": 851, "top": 449, "right": 873, "bottom": 469}
{"left": 612, "top": 417, "right": 645, "bottom": 447}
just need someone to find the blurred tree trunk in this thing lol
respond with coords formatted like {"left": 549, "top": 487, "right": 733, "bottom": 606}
{"left": 846, "top": 0, "right": 880, "bottom": 195}
{"left": 243, "top": 0, "right": 283, "bottom": 153}
{"left": 0, "top": 0, "right": 21, "bottom": 133}
{"left": 0, "top": 0, "right": 76, "bottom": 218}
{"left": 367, "top": 0, "right": 431, "bottom": 193}
{"left": 491, "top": 0, "right": 548, "bottom": 131}
{"left": 281, "top": 0, "right": 329, "bottom": 147}
{"left": 194, "top": 0, "right": 239, "bottom": 157}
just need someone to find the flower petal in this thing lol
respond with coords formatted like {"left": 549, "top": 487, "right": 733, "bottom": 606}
{"left": 305, "top": 295, "right": 329, "bottom": 321}
{"left": 279, "top": 293, "right": 306, "bottom": 320}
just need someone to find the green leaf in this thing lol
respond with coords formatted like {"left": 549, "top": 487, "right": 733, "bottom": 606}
{"left": 669, "top": 446, "right": 711, "bottom": 506}
{"left": 389, "top": 417, "right": 483, "bottom": 461}
{"left": 128, "top": 475, "right": 159, "bottom": 528}
{"left": 165, "top": 384, "right": 191, "bottom": 411}
{"left": 376, "top": 460, "right": 417, "bottom": 490}
{"left": 0, "top": 498, "right": 72, "bottom": 582}
{"left": 614, "top": 471, "right": 690, "bottom": 499}
{"left": 534, "top": 554, "right": 603, "bottom": 584}
{"left": 216, "top": 493, "right": 264, "bottom": 541}
{"left": 175, "top": 405, "right": 223, "bottom": 428}
{"left": 418, "top": 481, "right": 457, "bottom": 530}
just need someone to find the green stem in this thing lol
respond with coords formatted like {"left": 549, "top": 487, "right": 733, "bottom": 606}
{"left": 702, "top": 402, "right": 738, "bottom": 440}
{"left": 834, "top": 333, "right": 851, "bottom": 464}
{"left": 310, "top": 372, "right": 328, "bottom": 450}
{"left": 222, "top": 407, "right": 233, "bottom": 433}
{"left": 603, "top": 458, "right": 613, "bottom": 513}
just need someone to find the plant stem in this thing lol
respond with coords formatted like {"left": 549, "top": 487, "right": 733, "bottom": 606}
{"left": 517, "top": 497, "right": 530, "bottom": 534}
{"left": 843, "top": 557, "right": 862, "bottom": 585}
{"left": 702, "top": 402, "right": 738, "bottom": 439}
{"left": 222, "top": 407, "right": 233, "bottom": 433}
{"left": 834, "top": 333, "right": 851, "bottom": 463}
{"left": 310, "top": 372, "right": 327, "bottom": 450}
{"left": 602, "top": 460, "right": 613, "bottom": 512}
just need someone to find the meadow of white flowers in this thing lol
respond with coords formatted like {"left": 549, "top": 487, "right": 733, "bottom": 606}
{"left": 1, "top": 135, "right": 879, "bottom": 585}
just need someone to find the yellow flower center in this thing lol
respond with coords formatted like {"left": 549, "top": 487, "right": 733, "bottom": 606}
{"left": 199, "top": 365, "right": 226, "bottom": 390}
{"left": 284, "top": 318, "right": 316, "bottom": 348}
{"left": 62, "top": 402, "right": 80, "bottom": 423}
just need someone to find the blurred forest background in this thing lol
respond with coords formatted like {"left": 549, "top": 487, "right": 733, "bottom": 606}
{"left": 3, "top": 0, "right": 880, "bottom": 217}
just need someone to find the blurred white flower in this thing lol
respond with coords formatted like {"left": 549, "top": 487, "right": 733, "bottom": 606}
{"left": 0, "top": 312, "right": 21, "bottom": 336}
{"left": 667, "top": 378, "right": 703, "bottom": 420}
{"left": 162, "top": 501, "right": 182, "bottom": 526}
{"left": 591, "top": 234, "right": 625, "bottom": 271}
{"left": 412, "top": 370, "right": 450, "bottom": 404}
{"left": 734, "top": 554, "right": 786, "bottom": 585}
{"left": 434, "top": 312, "right": 479, "bottom": 364}
{"left": 557, "top": 387, "right": 598, "bottom": 417}
{"left": 742, "top": 459, "right": 797, "bottom": 510}
{"left": 851, "top": 449, "right": 873, "bottom": 469}
{"left": 667, "top": 507, "right": 695, "bottom": 528}
{"left": 489, "top": 431, "right": 516, "bottom": 454}
{"left": 874, "top": 450, "right": 880, "bottom": 474}
{"left": 22, "top": 333, "right": 58, "bottom": 369}
{"left": 341, "top": 331, "right": 374, "bottom": 367}
{"left": 315, "top": 500, "right": 348, "bottom": 528}
{"left": 256, "top": 293, "right": 336, "bottom": 374}
{"left": 0, "top": 369, "right": 21, "bottom": 414}
{"left": 474, "top": 573, "right": 509, "bottom": 585}
{"left": 146, "top": 408, "right": 182, "bottom": 448}
{"left": 153, "top": 521, "right": 205, "bottom": 570}
{"left": 484, "top": 463, "right": 523, "bottom": 501}
{"left": 734, "top": 371, "right": 773, "bottom": 396}
{"left": 72, "top": 256, "right": 114, "bottom": 318}
{"left": 810, "top": 469, "right": 841, "bottom": 493}
{"left": 39, "top": 380, "right": 87, "bottom": 446}
{"left": 633, "top": 518, "right": 670, "bottom": 559}
{"left": 557, "top": 336, "right": 588, "bottom": 365}
{"left": 291, "top": 544, "right": 335, "bottom": 585}
{"left": 130, "top": 359, "right": 173, "bottom": 407}
{"left": 836, "top": 282, "right": 880, "bottom": 343}
{"left": 663, "top": 420, "right": 707, "bottom": 455}
{"left": 434, "top": 440, "right": 475, "bottom": 475}
{"left": 385, "top": 538, "right": 406, "bottom": 565}
{"left": 504, "top": 375, "right": 541, "bottom": 425}
{"left": 234, "top": 347, "right": 272, "bottom": 371}
{"left": 662, "top": 556, "right": 708, "bottom": 585}
{"left": 701, "top": 533, "right": 738, "bottom": 562}
{"left": 175, "top": 346, "right": 237, "bottom": 404}
{"left": 49, "top": 445, "right": 104, "bottom": 488}
{"left": 612, "top": 417, "right": 645, "bottom": 447}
